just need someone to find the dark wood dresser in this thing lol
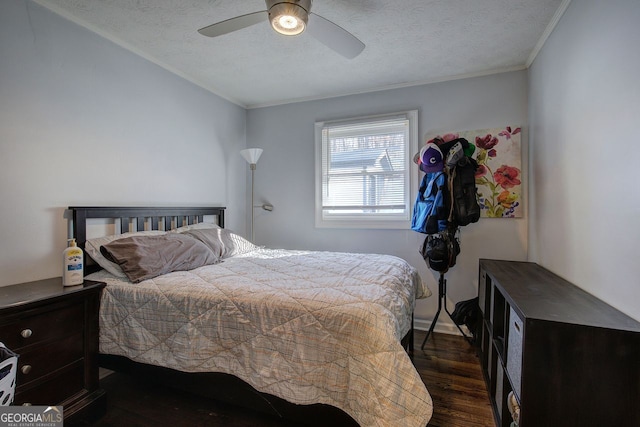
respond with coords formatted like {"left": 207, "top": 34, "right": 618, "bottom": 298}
{"left": 0, "top": 278, "right": 106, "bottom": 423}
{"left": 477, "top": 259, "right": 640, "bottom": 427}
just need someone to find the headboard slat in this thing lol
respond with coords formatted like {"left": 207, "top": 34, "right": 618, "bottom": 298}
{"left": 120, "top": 218, "right": 129, "bottom": 234}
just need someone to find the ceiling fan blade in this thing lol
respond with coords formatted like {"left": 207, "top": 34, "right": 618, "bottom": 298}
{"left": 198, "top": 11, "right": 268, "bottom": 38}
{"left": 307, "top": 13, "right": 365, "bottom": 59}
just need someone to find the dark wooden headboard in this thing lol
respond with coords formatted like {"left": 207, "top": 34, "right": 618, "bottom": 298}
{"left": 69, "top": 206, "right": 226, "bottom": 274}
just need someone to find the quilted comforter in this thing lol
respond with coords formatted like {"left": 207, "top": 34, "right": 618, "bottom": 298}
{"left": 89, "top": 248, "right": 433, "bottom": 427}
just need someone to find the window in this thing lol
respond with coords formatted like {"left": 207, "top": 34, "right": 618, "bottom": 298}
{"left": 315, "top": 110, "right": 418, "bottom": 228}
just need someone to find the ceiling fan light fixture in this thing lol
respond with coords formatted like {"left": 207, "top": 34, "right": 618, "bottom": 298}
{"left": 268, "top": 1, "right": 310, "bottom": 36}
{"left": 198, "top": 0, "right": 364, "bottom": 59}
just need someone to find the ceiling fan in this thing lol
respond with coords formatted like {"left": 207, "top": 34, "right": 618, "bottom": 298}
{"left": 198, "top": 0, "right": 365, "bottom": 59}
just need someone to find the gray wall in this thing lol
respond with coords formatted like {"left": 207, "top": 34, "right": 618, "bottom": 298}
{"left": 0, "top": 1, "right": 247, "bottom": 286}
{"left": 528, "top": 0, "right": 640, "bottom": 320}
{"left": 247, "top": 71, "right": 529, "bottom": 331}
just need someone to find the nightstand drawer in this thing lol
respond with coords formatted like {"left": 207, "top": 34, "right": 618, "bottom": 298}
{"left": 16, "top": 332, "right": 84, "bottom": 388}
{"left": 14, "top": 360, "right": 85, "bottom": 406}
{"left": 0, "top": 303, "right": 84, "bottom": 350}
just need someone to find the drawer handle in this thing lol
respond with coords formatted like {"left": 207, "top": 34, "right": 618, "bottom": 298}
{"left": 20, "top": 329, "right": 33, "bottom": 338}
{"left": 21, "top": 365, "right": 32, "bottom": 375}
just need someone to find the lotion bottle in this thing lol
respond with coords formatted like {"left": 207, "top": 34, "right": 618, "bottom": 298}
{"left": 63, "top": 238, "right": 84, "bottom": 286}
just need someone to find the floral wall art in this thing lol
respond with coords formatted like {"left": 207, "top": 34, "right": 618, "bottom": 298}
{"left": 426, "top": 126, "right": 523, "bottom": 218}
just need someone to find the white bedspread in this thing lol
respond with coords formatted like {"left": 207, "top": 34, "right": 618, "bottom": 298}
{"left": 89, "top": 248, "right": 433, "bottom": 427}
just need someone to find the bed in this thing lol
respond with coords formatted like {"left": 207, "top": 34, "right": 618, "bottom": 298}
{"left": 69, "top": 206, "right": 433, "bottom": 427}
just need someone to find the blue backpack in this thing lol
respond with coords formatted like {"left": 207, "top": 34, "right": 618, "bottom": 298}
{"left": 411, "top": 172, "right": 449, "bottom": 234}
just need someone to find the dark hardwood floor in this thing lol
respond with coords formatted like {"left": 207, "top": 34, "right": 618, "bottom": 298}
{"left": 416, "top": 331, "right": 494, "bottom": 427}
{"left": 73, "top": 331, "right": 494, "bottom": 427}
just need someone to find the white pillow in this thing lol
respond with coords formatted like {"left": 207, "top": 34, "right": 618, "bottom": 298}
{"left": 85, "top": 230, "right": 166, "bottom": 277}
{"left": 181, "top": 228, "right": 257, "bottom": 259}
{"left": 224, "top": 230, "right": 258, "bottom": 257}
{"left": 168, "top": 222, "right": 221, "bottom": 233}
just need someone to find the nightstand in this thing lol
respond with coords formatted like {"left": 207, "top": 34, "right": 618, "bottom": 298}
{"left": 0, "top": 277, "right": 106, "bottom": 423}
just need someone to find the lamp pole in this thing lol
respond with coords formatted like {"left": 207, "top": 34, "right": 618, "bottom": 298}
{"left": 240, "top": 148, "right": 263, "bottom": 243}
{"left": 250, "top": 162, "right": 256, "bottom": 242}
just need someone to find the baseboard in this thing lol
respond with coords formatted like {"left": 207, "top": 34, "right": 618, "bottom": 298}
{"left": 414, "top": 317, "right": 470, "bottom": 336}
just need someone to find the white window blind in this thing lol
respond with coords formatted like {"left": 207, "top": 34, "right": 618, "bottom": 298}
{"left": 315, "top": 110, "right": 418, "bottom": 228}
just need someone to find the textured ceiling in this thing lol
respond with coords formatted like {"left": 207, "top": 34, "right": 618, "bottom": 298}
{"left": 34, "top": 0, "right": 567, "bottom": 108}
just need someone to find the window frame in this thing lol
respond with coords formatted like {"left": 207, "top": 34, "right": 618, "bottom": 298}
{"left": 314, "top": 110, "right": 419, "bottom": 229}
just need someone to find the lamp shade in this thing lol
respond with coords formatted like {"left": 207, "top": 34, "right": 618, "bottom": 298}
{"left": 240, "top": 148, "right": 263, "bottom": 165}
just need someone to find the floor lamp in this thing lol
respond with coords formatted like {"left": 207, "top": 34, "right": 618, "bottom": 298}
{"left": 240, "top": 148, "right": 263, "bottom": 242}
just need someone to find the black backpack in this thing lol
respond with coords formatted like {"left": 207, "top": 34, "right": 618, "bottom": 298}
{"left": 449, "top": 156, "right": 481, "bottom": 227}
{"left": 450, "top": 297, "right": 480, "bottom": 337}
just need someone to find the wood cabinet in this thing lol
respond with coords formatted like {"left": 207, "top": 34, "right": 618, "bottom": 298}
{"left": 477, "top": 259, "right": 640, "bottom": 427}
{"left": 0, "top": 278, "right": 106, "bottom": 423}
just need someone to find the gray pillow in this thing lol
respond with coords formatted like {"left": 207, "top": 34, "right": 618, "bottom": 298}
{"left": 85, "top": 230, "right": 166, "bottom": 277}
{"left": 100, "top": 233, "right": 220, "bottom": 283}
